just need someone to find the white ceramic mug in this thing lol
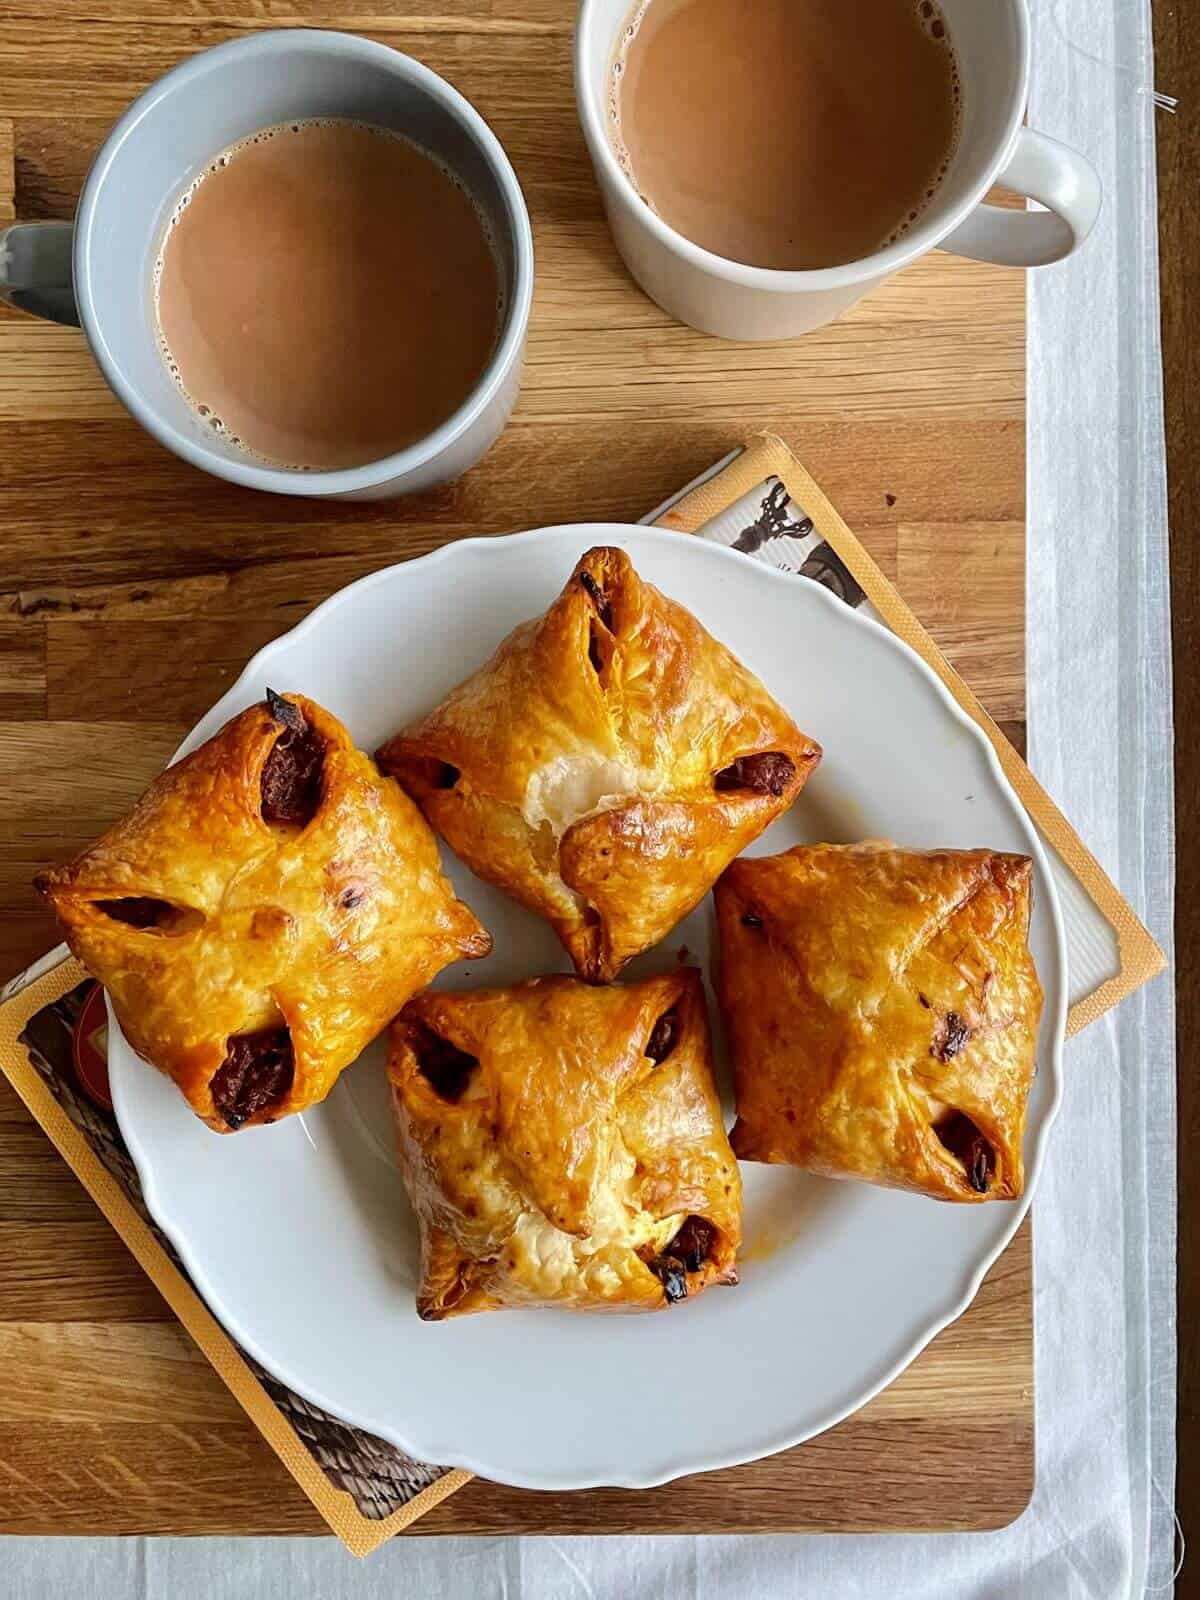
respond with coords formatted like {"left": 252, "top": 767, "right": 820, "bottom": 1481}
{"left": 575, "top": 0, "right": 1102, "bottom": 341}
{"left": 0, "top": 30, "right": 534, "bottom": 499}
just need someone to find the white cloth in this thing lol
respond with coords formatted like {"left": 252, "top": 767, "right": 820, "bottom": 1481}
{"left": 1, "top": 0, "right": 1174, "bottom": 1592}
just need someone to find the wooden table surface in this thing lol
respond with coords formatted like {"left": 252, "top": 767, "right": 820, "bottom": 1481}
{"left": 1154, "top": 0, "right": 1195, "bottom": 1570}
{"left": 0, "top": 7, "right": 1030, "bottom": 1537}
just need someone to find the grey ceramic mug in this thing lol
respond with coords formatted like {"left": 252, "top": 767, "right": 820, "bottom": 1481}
{"left": 0, "top": 30, "right": 534, "bottom": 499}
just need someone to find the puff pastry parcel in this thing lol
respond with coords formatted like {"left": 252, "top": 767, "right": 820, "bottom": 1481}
{"left": 388, "top": 969, "right": 742, "bottom": 1317}
{"left": 36, "top": 692, "right": 490, "bottom": 1132}
{"left": 378, "top": 547, "right": 820, "bottom": 983}
{"left": 715, "top": 843, "right": 1043, "bottom": 1202}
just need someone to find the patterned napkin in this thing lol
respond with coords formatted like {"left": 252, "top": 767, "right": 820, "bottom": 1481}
{"left": 0, "top": 433, "right": 1164, "bottom": 1556}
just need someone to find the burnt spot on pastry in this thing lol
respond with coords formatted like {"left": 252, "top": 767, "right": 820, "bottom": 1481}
{"left": 934, "top": 1111, "right": 995, "bottom": 1194}
{"left": 210, "top": 1026, "right": 294, "bottom": 1130}
{"left": 265, "top": 688, "right": 304, "bottom": 731}
{"left": 931, "top": 1010, "right": 972, "bottom": 1062}
{"left": 917, "top": 992, "right": 932, "bottom": 1010}
{"left": 714, "top": 752, "right": 797, "bottom": 797}
{"left": 579, "top": 569, "right": 614, "bottom": 631}
{"left": 249, "top": 906, "right": 295, "bottom": 941}
{"left": 95, "top": 896, "right": 200, "bottom": 935}
{"left": 644, "top": 1009, "right": 678, "bottom": 1064}
{"left": 654, "top": 1258, "right": 689, "bottom": 1304}
{"left": 338, "top": 886, "right": 365, "bottom": 910}
{"left": 261, "top": 691, "right": 325, "bottom": 825}
{"left": 740, "top": 910, "right": 765, "bottom": 930}
{"left": 647, "top": 1215, "right": 717, "bottom": 1303}
{"left": 411, "top": 1024, "right": 480, "bottom": 1103}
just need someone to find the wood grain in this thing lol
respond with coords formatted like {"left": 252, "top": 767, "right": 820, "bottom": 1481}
{"left": 1154, "top": 0, "right": 1195, "bottom": 1569}
{"left": 0, "top": 5, "right": 1029, "bottom": 1537}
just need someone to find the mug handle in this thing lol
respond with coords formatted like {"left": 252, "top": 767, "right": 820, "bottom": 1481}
{"left": 0, "top": 221, "right": 79, "bottom": 325}
{"left": 939, "top": 127, "right": 1102, "bottom": 268}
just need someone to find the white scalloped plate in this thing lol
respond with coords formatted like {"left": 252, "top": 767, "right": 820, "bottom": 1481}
{"left": 108, "top": 524, "right": 1066, "bottom": 1490}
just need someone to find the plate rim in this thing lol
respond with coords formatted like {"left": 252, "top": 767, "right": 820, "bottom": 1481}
{"left": 109, "top": 521, "right": 1068, "bottom": 1489}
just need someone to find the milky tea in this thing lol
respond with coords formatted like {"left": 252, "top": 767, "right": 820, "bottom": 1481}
{"left": 154, "top": 120, "right": 503, "bottom": 470}
{"left": 610, "top": 0, "right": 963, "bottom": 272}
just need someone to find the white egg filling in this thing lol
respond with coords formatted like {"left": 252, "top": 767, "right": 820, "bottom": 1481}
{"left": 521, "top": 754, "right": 650, "bottom": 838}
{"left": 506, "top": 1134, "right": 679, "bottom": 1296}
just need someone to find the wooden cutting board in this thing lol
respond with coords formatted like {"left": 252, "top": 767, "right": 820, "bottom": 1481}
{"left": 0, "top": 8, "right": 1028, "bottom": 1537}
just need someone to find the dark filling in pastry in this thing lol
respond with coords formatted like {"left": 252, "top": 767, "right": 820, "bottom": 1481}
{"left": 714, "top": 752, "right": 796, "bottom": 797}
{"left": 935, "top": 1111, "right": 995, "bottom": 1193}
{"left": 392, "top": 756, "right": 459, "bottom": 793}
{"left": 210, "top": 1026, "right": 295, "bottom": 1130}
{"left": 670, "top": 1214, "right": 716, "bottom": 1271}
{"left": 261, "top": 691, "right": 325, "bottom": 825}
{"left": 579, "top": 574, "right": 614, "bottom": 677}
{"left": 932, "top": 1010, "right": 972, "bottom": 1062}
{"left": 412, "top": 1024, "right": 479, "bottom": 1103}
{"left": 648, "top": 1215, "right": 717, "bottom": 1304}
{"left": 579, "top": 569, "right": 614, "bottom": 631}
{"left": 645, "top": 1010, "right": 679, "bottom": 1064}
{"left": 97, "top": 896, "right": 192, "bottom": 933}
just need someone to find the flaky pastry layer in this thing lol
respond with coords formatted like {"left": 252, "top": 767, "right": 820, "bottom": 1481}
{"left": 379, "top": 547, "right": 820, "bottom": 981}
{"left": 37, "top": 693, "right": 490, "bottom": 1130}
{"left": 716, "top": 843, "right": 1043, "bottom": 1202}
{"left": 389, "top": 969, "right": 742, "bottom": 1316}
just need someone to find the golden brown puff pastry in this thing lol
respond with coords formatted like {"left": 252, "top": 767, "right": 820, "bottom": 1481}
{"left": 35, "top": 691, "right": 490, "bottom": 1132}
{"left": 378, "top": 547, "right": 821, "bottom": 983}
{"left": 715, "top": 843, "right": 1043, "bottom": 1202}
{"left": 388, "top": 968, "right": 742, "bottom": 1317}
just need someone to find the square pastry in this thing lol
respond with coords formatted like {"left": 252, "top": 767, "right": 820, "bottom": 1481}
{"left": 378, "top": 547, "right": 820, "bottom": 982}
{"left": 37, "top": 692, "right": 490, "bottom": 1131}
{"left": 715, "top": 843, "right": 1043, "bottom": 1202}
{"left": 388, "top": 969, "right": 742, "bottom": 1316}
